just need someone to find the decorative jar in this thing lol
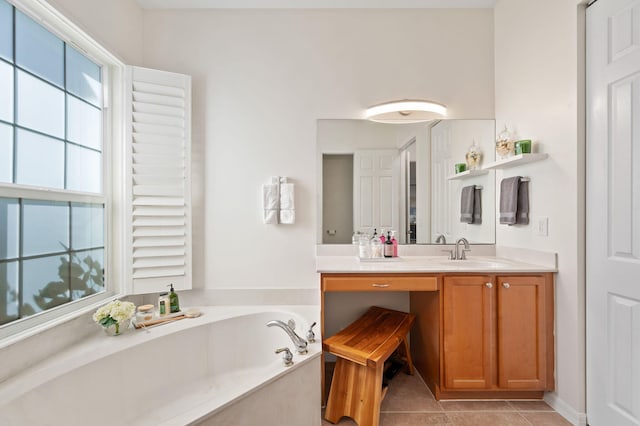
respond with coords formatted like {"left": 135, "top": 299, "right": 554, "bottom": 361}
{"left": 465, "top": 140, "right": 481, "bottom": 170}
{"left": 496, "top": 126, "right": 514, "bottom": 159}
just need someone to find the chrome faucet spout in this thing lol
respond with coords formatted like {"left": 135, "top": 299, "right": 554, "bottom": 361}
{"left": 266, "top": 320, "right": 308, "bottom": 354}
{"left": 435, "top": 234, "right": 447, "bottom": 244}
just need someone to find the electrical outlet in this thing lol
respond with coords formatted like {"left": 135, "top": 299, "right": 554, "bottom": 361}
{"left": 537, "top": 217, "right": 549, "bottom": 237}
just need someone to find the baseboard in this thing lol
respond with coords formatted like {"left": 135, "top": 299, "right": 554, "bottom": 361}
{"left": 544, "top": 393, "right": 587, "bottom": 426}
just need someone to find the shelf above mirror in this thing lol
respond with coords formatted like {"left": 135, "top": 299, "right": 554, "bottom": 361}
{"left": 483, "top": 153, "right": 548, "bottom": 170}
{"left": 447, "top": 169, "right": 490, "bottom": 180}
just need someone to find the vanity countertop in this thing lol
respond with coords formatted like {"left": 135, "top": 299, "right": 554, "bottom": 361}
{"left": 316, "top": 255, "right": 557, "bottom": 274}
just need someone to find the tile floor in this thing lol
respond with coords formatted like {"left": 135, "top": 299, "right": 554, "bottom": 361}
{"left": 322, "top": 371, "right": 572, "bottom": 426}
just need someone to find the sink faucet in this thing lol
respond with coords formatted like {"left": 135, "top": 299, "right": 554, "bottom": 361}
{"left": 455, "top": 237, "right": 470, "bottom": 260}
{"left": 266, "top": 320, "right": 308, "bottom": 354}
{"left": 435, "top": 234, "right": 447, "bottom": 244}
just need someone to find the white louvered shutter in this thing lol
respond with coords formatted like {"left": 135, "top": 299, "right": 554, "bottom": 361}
{"left": 125, "top": 66, "right": 192, "bottom": 295}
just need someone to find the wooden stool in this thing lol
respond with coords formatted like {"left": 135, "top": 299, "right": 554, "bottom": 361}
{"left": 323, "top": 306, "right": 415, "bottom": 426}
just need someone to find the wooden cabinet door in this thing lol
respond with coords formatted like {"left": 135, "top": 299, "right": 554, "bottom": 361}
{"left": 496, "top": 275, "right": 548, "bottom": 390}
{"left": 442, "top": 275, "right": 494, "bottom": 389}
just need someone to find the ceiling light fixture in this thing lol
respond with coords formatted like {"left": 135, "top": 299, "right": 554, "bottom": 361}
{"left": 365, "top": 99, "right": 447, "bottom": 124}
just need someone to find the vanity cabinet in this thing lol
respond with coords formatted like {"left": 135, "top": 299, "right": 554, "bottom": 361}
{"left": 436, "top": 273, "right": 555, "bottom": 398}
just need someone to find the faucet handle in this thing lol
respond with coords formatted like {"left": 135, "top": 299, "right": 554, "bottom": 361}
{"left": 287, "top": 319, "right": 296, "bottom": 330}
{"left": 306, "top": 322, "right": 317, "bottom": 343}
{"left": 441, "top": 249, "right": 455, "bottom": 260}
{"left": 275, "top": 347, "right": 294, "bottom": 366}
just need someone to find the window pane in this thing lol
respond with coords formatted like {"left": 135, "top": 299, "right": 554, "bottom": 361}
{"left": 71, "top": 203, "right": 104, "bottom": 250}
{"left": 0, "top": 61, "right": 13, "bottom": 122}
{"left": 16, "top": 129, "right": 64, "bottom": 188}
{"left": 23, "top": 200, "right": 69, "bottom": 257}
{"left": 16, "top": 70, "right": 64, "bottom": 138}
{"left": 70, "top": 248, "right": 103, "bottom": 300}
{"left": 66, "top": 46, "right": 101, "bottom": 107}
{"left": 22, "top": 254, "right": 70, "bottom": 316}
{"left": 67, "top": 96, "right": 101, "bottom": 150}
{"left": 0, "top": 0, "right": 12, "bottom": 62}
{"left": 15, "top": 10, "right": 63, "bottom": 87}
{"left": 0, "top": 261, "right": 19, "bottom": 325}
{"left": 0, "top": 198, "right": 19, "bottom": 259}
{"left": 67, "top": 144, "right": 101, "bottom": 193}
{"left": 0, "top": 122, "right": 12, "bottom": 183}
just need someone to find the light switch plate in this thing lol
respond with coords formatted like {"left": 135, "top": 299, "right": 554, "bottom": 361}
{"left": 537, "top": 217, "right": 549, "bottom": 236}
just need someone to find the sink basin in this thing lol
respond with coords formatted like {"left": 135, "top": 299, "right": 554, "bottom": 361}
{"left": 432, "top": 258, "right": 512, "bottom": 269}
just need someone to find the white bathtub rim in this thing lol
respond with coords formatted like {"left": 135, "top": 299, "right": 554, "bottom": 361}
{"left": 0, "top": 305, "right": 320, "bottom": 409}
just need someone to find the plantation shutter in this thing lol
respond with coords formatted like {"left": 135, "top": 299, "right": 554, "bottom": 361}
{"left": 125, "top": 66, "right": 192, "bottom": 295}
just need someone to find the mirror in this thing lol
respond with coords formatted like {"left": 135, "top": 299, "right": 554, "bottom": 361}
{"left": 317, "top": 119, "right": 496, "bottom": 245}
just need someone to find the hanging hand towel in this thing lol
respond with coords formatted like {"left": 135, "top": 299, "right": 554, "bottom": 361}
{"left": 473, "top": 186, "right": 482, "bottom": 224}
{"left": 279, "top": 178, "right": 295, "bottom": 224}
{"left": 262, "top": 177, "right": 279, "bottom": 224}
{"left": 499, "top": 176, "right": 521, "bottom": 225}
{"left": 516, "top": 180, "right": 529, "bottom": 225}
{"left": 460, "top": 185, "right": 475, "bottom": 224}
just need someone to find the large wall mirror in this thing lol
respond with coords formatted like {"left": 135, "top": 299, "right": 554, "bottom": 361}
{"left": 317, "top": 119, "right": 496, "bottom": 245}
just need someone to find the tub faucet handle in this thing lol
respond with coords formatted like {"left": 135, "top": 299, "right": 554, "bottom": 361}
{"left": 275, "top": 347, "right": 293, "bottom": 366}
{"left": 287, "top": 319, "right": 296, "bottom": 330}
{"left": 306, "top": 322, "right": 317, "bottom": 343}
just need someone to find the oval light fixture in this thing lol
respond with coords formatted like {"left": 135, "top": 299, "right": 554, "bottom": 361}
{"left": 365, "top": 99, "right": 447, "bottom": 124}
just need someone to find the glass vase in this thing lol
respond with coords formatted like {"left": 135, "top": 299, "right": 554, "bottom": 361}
{"left": 103, "top": 319, "right": 131, "bottom": 336}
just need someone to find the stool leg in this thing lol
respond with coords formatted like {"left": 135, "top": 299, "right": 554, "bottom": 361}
{"left": 400, "top": 337, "right": 414, "bottom": 376}
{"left": 324, "top": 358, "right": 384, "bottom": 426}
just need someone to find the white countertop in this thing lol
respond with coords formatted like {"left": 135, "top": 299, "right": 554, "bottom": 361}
{"left": 316, "top": 255, "right": 557, "bottom": 274}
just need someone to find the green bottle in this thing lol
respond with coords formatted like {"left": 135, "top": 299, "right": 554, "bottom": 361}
{"left": 168, "top": 283, "right": 180, "bottom": 313}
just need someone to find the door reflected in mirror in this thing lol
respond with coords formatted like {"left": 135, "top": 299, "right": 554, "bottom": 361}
{"left": 317, "top": 119, "right": 495, "bottom": 245}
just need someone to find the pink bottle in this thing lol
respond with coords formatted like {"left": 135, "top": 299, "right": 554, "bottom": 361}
{"left": 391, "top": 231, "right": 398, "bottom": 257}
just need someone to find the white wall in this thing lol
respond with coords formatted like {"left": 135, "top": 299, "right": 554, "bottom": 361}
{"left": 494, "top": 0, "right": 586, "bottom": 422}
{"left": 46, "top": 0, "right": 144, "bottom": 65}
{"left": 141, "top": 8, "right": 495, "bottom": 290}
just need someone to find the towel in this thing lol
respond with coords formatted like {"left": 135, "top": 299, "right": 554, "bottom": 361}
{"left": 516, "top": 180, "right": 529, "bottom": 225}
{"left": 499, "top": 176, "right": 529, "bottom": 225}
{"left": 262, "top": 177, "right": 279, "bottom": 224}
{"left": 499, "top": 176, "right": 520, "bottom": 225}
{"left": 473, "top": 187, "right": 482, "bottom": 224}
{"left": 279, "top": 178, "right": 295, "bottom": 224}
{"left": 460, "top": 185, "right": 482, "bottom": 224}
{"left": 460, "top": 185, "right": 475, "bottom": 224}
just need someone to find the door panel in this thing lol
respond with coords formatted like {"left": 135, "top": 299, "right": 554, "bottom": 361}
{"left": 442, "top": 276, "right": 493, "bottom": 389}
{"left": 587, "top": 0, "right": 640, "bottom": 424}
{"left": 497, "top": 276, "right": 547, "bottom": 390}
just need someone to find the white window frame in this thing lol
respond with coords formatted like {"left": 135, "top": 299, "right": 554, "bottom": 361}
{"left": 0, "top": 0, "right": 127, "bottom": 341}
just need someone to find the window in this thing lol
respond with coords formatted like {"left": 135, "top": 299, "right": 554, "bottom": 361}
{"left": 0, "top": 0, "right": 107, "bottom": 328}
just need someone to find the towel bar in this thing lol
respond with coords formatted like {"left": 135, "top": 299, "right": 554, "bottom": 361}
{"left": 520, "top": 177, "right": 530, "bottom": 182}
{"left": 474, "top": 185, "right": 483, "bottom": 189}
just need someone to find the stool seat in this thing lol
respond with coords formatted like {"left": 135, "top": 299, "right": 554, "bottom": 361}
{"left": 323, "top": 306, "right": 415, "bottom": 426}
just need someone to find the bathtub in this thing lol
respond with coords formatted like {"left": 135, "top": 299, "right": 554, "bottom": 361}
{"left": 0, "top": 306, "right": 322, "bottom": 426}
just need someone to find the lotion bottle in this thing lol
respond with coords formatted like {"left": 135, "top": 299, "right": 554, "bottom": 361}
{"left": 168, "top": 283, "right": 180, "bottom": 313}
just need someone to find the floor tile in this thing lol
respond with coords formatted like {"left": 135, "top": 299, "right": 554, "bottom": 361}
{"left": 381, "top": 374, "right": 443, "bottom": 412}
{"left": 446, "top": 412, "right": 530, "bottom": 426}
{"left": 508, "top": 400, "right": 555, "bottom": 412}
{"left": 439, "top": 400, "right": 514, "bottom": 412}
{"left": 521, "top": 412, "right": 573, "bottom": 426}
{"left": 380, "top": 412, "right": 452, "bottom": 425}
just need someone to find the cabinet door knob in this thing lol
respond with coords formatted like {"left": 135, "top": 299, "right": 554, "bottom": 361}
{"left": 485, "top": 282, "right": 493, "bottom": 288}
{"left": 503, "top": 283, "right": 510, "bottom": 289}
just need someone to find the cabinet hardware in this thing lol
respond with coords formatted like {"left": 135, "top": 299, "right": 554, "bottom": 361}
{"left": 485, "top": 282, "right": 493, "bottom": 288}
{"left": 503, "top": 283, "right": 510, "bottom": 289}
{"left": 371, "top": 283, "right": 390, "bottom": 288}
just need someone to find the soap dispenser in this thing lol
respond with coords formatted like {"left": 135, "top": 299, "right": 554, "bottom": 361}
{"left": 168, "top": 284, "right": 180, "bottom": 313}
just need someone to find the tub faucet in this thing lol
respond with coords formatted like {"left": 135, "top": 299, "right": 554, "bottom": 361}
{"left": 435, "top": 234, "right": 447, "bottom": 244}
{"left": 455, "top": 237, "right": 471, "bottom": 260}
{"left": 266, "top": 320, "right": 308, "bottom": 354}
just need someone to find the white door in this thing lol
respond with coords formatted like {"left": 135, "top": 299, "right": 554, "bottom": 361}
{"left": 353, "top": 150, "right": 398, "bottom": 236}
{"left": 587, "top": 0, "right": 640, "bottom": 424}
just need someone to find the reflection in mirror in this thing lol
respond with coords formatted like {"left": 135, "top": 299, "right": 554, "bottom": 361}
{"left": 317, "top": 119, "right": 495, "bottom": 245}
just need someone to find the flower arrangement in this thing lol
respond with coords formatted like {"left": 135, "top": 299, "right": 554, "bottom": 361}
{"left": 93, "top": 300, "right": 136, "bottom": 335}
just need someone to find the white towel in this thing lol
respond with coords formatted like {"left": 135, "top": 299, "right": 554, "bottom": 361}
{"left": 279, "top": 179, "right": 295, "bottom": 224}
{"left": 262, "top": 177, "right": 279, "bottom": 224}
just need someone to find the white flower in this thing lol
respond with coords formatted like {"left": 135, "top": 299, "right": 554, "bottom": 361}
{"left": 93, "top": 300, "right": 136, "bottom": 326}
